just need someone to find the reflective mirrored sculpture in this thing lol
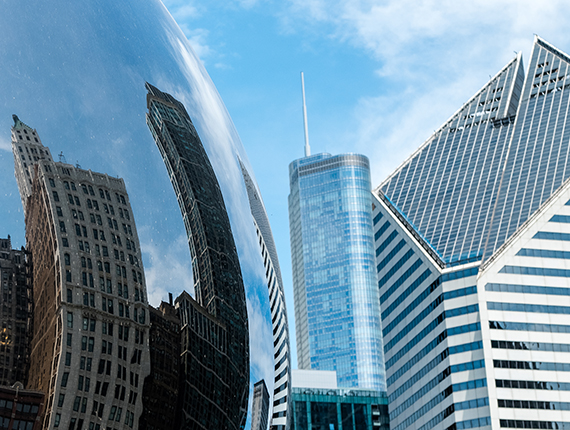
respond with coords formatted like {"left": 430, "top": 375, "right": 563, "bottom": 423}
{"left": 0, "top": 1, "right": 277, "bottom": 428}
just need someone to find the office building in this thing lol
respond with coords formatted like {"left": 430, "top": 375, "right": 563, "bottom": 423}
{"left": 0, "top": 383, "right": 45, "bottom": 430}
{"left": 139, "top": 299, "right": 180, "bottom": 430}
{"left": 0, "top": 237, "right": 32, "bottom": 387}
{"left": 12, "top": 116, "right": 151, "bottom": 429}
{"left": 288, "top": 153, "right": 385, "bottom": 392}
{"left": 251, "top": 380, "right": 270, "bottom": 430}
{"left": 241, "top": 161, "right": 292, "bottom": 429}
{"left": 145, "top": 83, "right": 249, "bottom": 430}
{"left": 374, "top": 36, "right": 570, "bottom": 429}
{"left": 290, "top": 370, "right": 389, "bottom": 430}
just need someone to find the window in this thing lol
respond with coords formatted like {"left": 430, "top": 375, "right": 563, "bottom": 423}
{"left": 56, "top": 206, "right": 63, "bottom": 217}
{"left": 82, "top": 184, "right": 88, "bottom": 194}
{"left": 102, "top": 246, "right": 108, "bottom": 257}
{"left": 58, "top": 394, "right": 65, "bottom": 407}
{"left": 61, "top": 372, "right": 69, "bottom": 387}
{"left": 49, "top": 178, "right": 56, "bottom": 187}
{"left": 88, "top": 185, "right": 94, "bottom": 196}
{"left": 81, "top": 336, "right": 87, "bottom": 350}
{"left": 66, "top": 270, "right": 72, "bottom": 282}
{"left": 67, "top": 288, "right": 73, "bottom": 303}
{"left": 88, "top": 337, "right": 94, "bottom": 352}
{"left": 59, "top": 221, "right": 66, "bottom": 233}
{"left": 67, "top": 333, "right": 72, "bottom": 347}
{"left": 75, "top": 224, "right": 81, "bottom": 236}
{"left": 65, "top": 352, "right": 72, "bottom": 366}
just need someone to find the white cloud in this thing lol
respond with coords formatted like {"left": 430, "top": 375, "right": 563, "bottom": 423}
{"left": 141, "top": 233, "right": 194, "bottom": 307}
{"left": 0, "top": 135, "right": 10, "bottom": 152}
{"left": 279, "top": 0, "right": 570, "bottom": 185}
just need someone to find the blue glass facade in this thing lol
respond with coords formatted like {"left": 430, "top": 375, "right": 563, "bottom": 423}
{"left": 289, "top": 153, "right": 385, "bottom": 391}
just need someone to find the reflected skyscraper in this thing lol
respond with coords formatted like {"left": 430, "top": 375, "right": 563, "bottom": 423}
{"left": 288, "top": 153, "right": 385, "bottom": 392}
{"left": 145, "top": 83, "right": 249, "bottom": 430}
{"left": 241, "top": 161, "right": 292, "bottom": 429}
{"left": 12, "top": 116, "right": 151, "bottom": 429}
{"left": 375, "top": 36, "right": 570, "bottom": 429}
{"left": 0, "top": 236, "right": 32, "bottom": 387}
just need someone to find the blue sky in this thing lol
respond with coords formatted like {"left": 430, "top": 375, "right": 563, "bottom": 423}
{"left": 158, "top": 0, "right": 570, "bottom": 368}
{"left": 3, "top": 0, "right": 570, "bottom": 374}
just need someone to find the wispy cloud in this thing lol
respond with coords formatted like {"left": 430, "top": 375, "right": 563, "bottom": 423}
{"left": 140, "top": 233, "right": 194, "bottom": 307}
{"left": 278, "top": 0, "right": 570, "bottom": 184}
{"left": 0, "top": 135, "right": 10, "bottom": 152}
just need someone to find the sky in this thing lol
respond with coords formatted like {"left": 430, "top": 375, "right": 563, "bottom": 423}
{"left": 156, "top": 0, "right": 570, "bottom": 368}
{"left": 3, "top": 0, "right": 570, "bottom": 376}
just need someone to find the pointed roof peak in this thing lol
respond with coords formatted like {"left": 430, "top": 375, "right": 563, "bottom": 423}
{"left": 11, "top": 114, "right": 34, "bottom": 132}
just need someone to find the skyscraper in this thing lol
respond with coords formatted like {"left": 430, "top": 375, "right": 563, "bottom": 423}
{"left": 0, "top": 236, "right": 32, "bottom": 386}
{"left": 288, "top": 153, "right": 385, "bottom": 392}
{"left": 251, "top": 380, "right": 270, "bottom": 430}
{"left": 374, "top": 36, "right": 570, "bottom": 429}
{"left": 145, "top": 83, "right": 249, "bottom": 430}
{"left": 240, "top": 161, "right": 292, "bottom": 430}
{"left": 12, "top": 115, "right": 151, "bottom": 430}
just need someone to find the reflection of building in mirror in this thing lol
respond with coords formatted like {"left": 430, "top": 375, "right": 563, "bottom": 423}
{"left": 0, "top": 236, "right": 32, "bottom": 388}
{"left": 12, "top": 116, "right": 151, "bottom": 430}
{"left": 251, "top": 379, "right": 269, "bottom": 430}
{"left": 145, "top": 83, "right": 250, "bottom": 430}
{"left": 240, "top": 160, "right": 292, "bottom": 430}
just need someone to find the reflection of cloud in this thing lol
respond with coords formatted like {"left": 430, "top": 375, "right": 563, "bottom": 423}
{"left": 247, "top": 291, "right": 274, "bottom": 399}
{"left": 0, "top": 136, "right": 10, "bottom": 152}
{"left": 140, "top": 232, "right": 194, "bottom": 307}
{"left": 183, "top": 28, "right": 213, "bottom": 61}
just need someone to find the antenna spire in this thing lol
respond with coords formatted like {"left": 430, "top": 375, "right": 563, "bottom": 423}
{"left": 301, "top": 72, "right": 311, "bottom": 157}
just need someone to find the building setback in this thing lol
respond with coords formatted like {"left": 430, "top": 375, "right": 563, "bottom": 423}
{"left": 288, "top": 153, "right": 385, "bottom": 392}
{"left": 374, "top": 36, "right": 570, "bottom": 429}
{"left": 11, "top": 116, "right": 150, "bottom": 430}
{"left": 0, "top": 237, "right": 32, "bottom": 387}
{"left": 145, "top": 83, "right": 249, "bottom": 430}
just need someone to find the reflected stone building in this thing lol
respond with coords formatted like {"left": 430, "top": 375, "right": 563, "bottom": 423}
{"left": 375, "top": 36, "right": 570, "bottom": 429}
{"left": 251, "top": 380, "right": 270, "bottom": 430}
{"left": 0, "top": 237, "right": 32, "bottom": 387}
{"left": 288, "top": 153, "right": 385, "bottom": 392}
{"left": 12, "top": 116, "right": 151, "bottom": 429}
{"left": 241, "top": 162, "right": 292, "bottom": 429}
{"left": 145, "top": 83, "right": 249, "bottom": 430}
{"left": 139, "top": 298, "right": 180, "bottom": 430}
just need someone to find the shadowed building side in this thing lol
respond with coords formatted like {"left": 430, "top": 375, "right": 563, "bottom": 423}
{"left": 145, "top": 83, "right": 249, "bottom": 430}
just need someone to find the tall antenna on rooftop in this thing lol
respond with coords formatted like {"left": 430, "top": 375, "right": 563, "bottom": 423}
{"left": 301, "top": 72, "right": 311, "bottom": 157}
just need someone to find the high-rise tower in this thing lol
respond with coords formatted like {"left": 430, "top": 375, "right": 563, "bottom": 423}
{"left": 375, "top": 36, "right": 570, "bottom": 429}
{"left": 288, "top": 153, "right": 385, "bottom": 392}
{"left": 12, "top": 116, "right": 151, "bottom": 430}
{"left": 145, "top": 83, "right": 249, "bottom": 430}
{"left": 0, "top": 236, "right": 32, "bottom": 386}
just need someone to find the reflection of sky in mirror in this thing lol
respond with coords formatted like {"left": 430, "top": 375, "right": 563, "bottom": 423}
{"left": 0, "top": 0, "right": 273, "bottom": 425}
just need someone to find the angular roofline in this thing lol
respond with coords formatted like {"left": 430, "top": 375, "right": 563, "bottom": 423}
{"left": 535, "top": 35, "right": 570, "bottom": 66}
{"left": 375, "top": 53, "right": 521, "bottom": 193}
{"left": 481, "top": 174, "right": 570, "bottom": 273}
{"left": 375, "top": 191, "right": 446, "bottom": 269}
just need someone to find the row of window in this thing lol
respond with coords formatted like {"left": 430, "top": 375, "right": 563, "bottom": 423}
{"left": 487, "top": 282, "right": 570, "bottom": 296}
{"left": 496, "top": 379, "right": 570, "bottom": 391}
{"left": 499, "top": 265, "right": 570, "bottom": 278}
{"left": 492, "top": 339, "right": 570, "bottom": 353}
{"left": 50, "top": 177, "right": 128, "bottom": 207}
{"left": 490, "top": 320, "right": 570, "bottom": 334}
{"left": 517, "top": 247, "right": 570, "bottom": 260}
{"left": 494, "top": 360, "right": 570, "bottom": 372}
{"left": 488, "top": 301, "right": 570, "bottom": 315}
{"left": 500, "top": 419, "right": 570, "bottom": 429}
{"left": 499, "top": 398, "right": 570, "bottom": 410}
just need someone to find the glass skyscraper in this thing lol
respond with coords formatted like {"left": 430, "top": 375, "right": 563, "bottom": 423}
{"left": 145, "top": 83, "right": 249, "bottom": 430}
{"left": 374, "top": 36, "right": 570, "bottom": 429}
{"left": 288, "top": 153, "right": 385, "bottom": 392}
